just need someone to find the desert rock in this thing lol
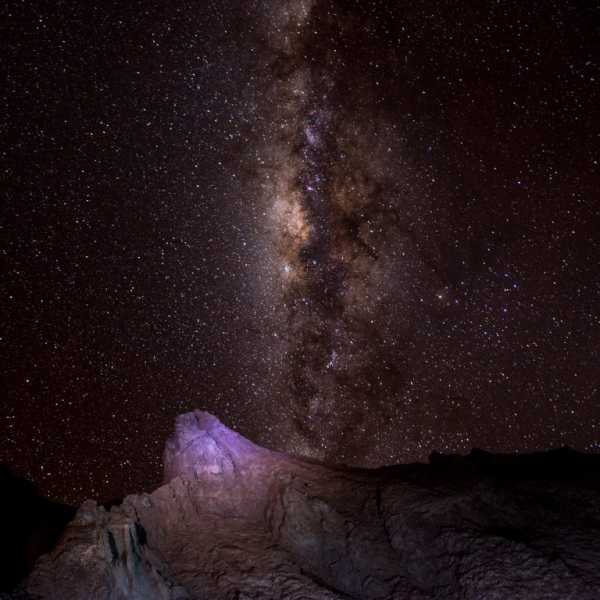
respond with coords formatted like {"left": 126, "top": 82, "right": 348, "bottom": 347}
{"left": 28, "top": 410, "right": 600, "bottom": 599}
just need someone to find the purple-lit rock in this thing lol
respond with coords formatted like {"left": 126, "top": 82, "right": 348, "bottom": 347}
{"left": 28, "top": 411, "right": 600, "bottom": 599}
{"left": 162, "top": 411, "right": 268, "bottom": 484}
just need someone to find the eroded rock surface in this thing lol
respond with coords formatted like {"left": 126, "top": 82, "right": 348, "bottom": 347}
{"left": 28, "top": 410, "right": 600, "bottom": 599}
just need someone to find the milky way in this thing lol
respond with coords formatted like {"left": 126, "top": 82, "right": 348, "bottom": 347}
{"left": 254, "top": 2, "right": 414, "bottom": 460}
{"left": 2, "top": 0, "right": 599, "bottom": 502}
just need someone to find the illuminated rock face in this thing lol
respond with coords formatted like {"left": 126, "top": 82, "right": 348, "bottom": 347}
{"left": 28, "top": 411, "right": 600, "bottom": 600}
{"left": 161, "top": 411, "right": 269, "bottom": 484}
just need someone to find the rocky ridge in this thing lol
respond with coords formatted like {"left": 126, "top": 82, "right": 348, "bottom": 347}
{"left": 27, "top": 410, "right": 600, "bottom": 599}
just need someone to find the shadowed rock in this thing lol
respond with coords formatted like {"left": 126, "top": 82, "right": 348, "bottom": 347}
{"left": 27, "top": 410, "right": 600, "bottom": 599}
{"left": 0, "top": 465, "right": 75, "bottom": 596}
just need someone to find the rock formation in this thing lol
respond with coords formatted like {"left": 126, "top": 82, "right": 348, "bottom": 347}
{"left": 27, "top": 410, "right": 600, "bottom": 599}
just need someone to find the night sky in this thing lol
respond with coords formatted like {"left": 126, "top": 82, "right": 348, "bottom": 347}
{"left": 2, "top": 0, "right": 598, "bottom": 505}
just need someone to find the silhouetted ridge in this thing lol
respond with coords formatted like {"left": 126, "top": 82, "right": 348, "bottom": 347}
{"left": 0, "top": 464, "right": 75, "bottom": 594}
{"left": 24, "top": 411, "right": 600, "bottom": 599}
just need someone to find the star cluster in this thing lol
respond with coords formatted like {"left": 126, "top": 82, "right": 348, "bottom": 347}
{"left": 1, "top": 0, "right": 598, "bottom": 503}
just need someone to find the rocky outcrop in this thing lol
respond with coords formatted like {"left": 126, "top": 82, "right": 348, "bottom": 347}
{"left": 161, "top": 411, "right": 269, "bottom": 485}
{"left": 28, "top": 410, "right": 600, "bottom": 599}
{"left": 28, "top": 498, "right": 188, "bottom": 600}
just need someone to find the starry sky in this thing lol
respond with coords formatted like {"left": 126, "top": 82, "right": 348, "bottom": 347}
{"left": 2, "top": 0, "right": 598, "bottom": 505}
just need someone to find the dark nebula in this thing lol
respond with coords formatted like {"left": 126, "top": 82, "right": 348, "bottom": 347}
{"left": 256, "top": 4, "right": 418, "bottom": 458}
{"left": 1, "top": 0, "right": 599, "bottom": 503}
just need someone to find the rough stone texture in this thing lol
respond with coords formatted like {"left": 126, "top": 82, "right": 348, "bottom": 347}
{"left": 28, "top": 410, "right": 600, "bottom": 599}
